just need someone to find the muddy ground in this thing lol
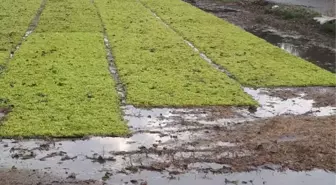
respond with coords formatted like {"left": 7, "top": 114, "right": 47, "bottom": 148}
{"left": 0, "top": 169, "right": 103, "bottom": 185}
{"left": 0, "top": 87, "right": 335, "bottom": 184}
{"left": 0, "top": 0, "right": 335, "bottom": 184}
{"left": 268, "top": 0, "right": 335, "bottom": 16}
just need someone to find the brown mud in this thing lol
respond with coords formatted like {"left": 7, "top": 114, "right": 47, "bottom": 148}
{"left": 0, "top": 169, "right": 103, "bottom": 185}
{"left": 267, "top": 0, "right": 335, "bottom": 16}
{"left": 0, "top": 87, "right": 335, "bottom": 184}
{"left": 267, "top": 87, "right": 336, "bottom": 107}
{"left": 189, "top": 115, "right": 335, "bottom": 171}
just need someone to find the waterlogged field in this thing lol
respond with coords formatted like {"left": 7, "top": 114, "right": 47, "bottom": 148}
{"left": 0, "top": 0, "right": 334, "bottom": 137}
{"left": 0, "top": 0, "right": 41, "bottom": 62}
{"left": 140, "top": 0, "right": 335, "bottom": 86}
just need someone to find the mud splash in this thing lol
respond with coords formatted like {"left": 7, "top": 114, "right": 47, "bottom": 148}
{"left": 248, "top": 28, "right": 336, "bottom": 73}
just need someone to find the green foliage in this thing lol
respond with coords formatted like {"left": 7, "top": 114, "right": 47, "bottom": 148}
{"left": 95, "top": 0, "right": 256, "bottom": 106}
{"left": 0, "top": 0, "right": 41, "bottom": 57}
{"left": 0, "top": 52, "right": 6, "bottom": 75}
{"left": 0, "top": 0, "right": 128, "bottom": 137}
{"left": 0, "top": 52, "right": 7, "bottom": 64}
{"left": 36, "top": 0, "right": 102, "bottom": 33}
{"left": 140, "top": 0, "right": 335, "bottom": 87}
{"left": 0, "top": 33, "right": 128, "bottom": 137}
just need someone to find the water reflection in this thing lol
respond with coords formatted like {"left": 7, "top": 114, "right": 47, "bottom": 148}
{"left": 244, "top": 87, "right": 336, "bottom": 117}
{"left": 267, "top": 0, "right": 335, "bottom": 16}
{"left": 104, "top": 169, "right": 335, "bottom": 185}
{"left": 279, "top": 43, "right": 300, "bottom": 56}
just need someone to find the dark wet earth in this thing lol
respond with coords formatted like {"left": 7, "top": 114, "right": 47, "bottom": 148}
{"left": 268, "top": 0, "right": 335, "bottom": 16}
{"left": 1, "top": 168, "right": 334, "bottom": 185}
{"left": 1, "top": 87, "right": 335, "bottom": 184}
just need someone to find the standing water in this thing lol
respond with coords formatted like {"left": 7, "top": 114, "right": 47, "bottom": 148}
{"left": 267, "top": 0, "right": 335, "bottom": 16}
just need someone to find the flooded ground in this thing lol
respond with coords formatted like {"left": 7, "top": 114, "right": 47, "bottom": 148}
{"left": 267, "top": 0, "right": 335, "bottom": 16}
{"left": 1, "top": 168, "right": 334, "bottom": 185}
{"left": 0, "top": 87, "right": 335, "bottom": 184}
{"left": 0, "top": 0, "right": 335, "bottom": 184}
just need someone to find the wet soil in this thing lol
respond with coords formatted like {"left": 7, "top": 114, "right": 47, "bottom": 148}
{"left": 0, "top": 169, "right": 103, "bottom": 185}
{"left": 197, "top": 115, "right": 336, "bottom": 171}
{"left": 1, "top": 87, "right": 335, "bottom": 184}
{"left": 112, "top": 116, "right": 336, "bottom": 173}
{"left": 267, "top": 87, "right": 336, "bottom": 107}
{"left": 0, "top": 115, "right": 334, "bottom": 184}
{"left": 0, "top": 1, "right": 335, "bottom": 184}
{"left": 268, "top": 0, "right": 336, "bottom": 16}
{"left": 184, "top": 0, "right": 336, "bottom": 72}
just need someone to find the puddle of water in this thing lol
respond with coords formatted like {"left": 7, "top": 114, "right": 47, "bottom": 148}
{"left": 0, "top": 1, "right": 335, "bottom": 183}
{"left": 0, "top": 86, "right": 335, "bottom": 183}
{"left": 92, "top": 169, "right": 336, "bottom": 185}
{"left": 267, "top": 0, "right": 335, "bottom": 16}
{"left": 1, "top": 140, "right": 334, "bottom": 185}
{"left": 123, "top": 86, "right": 335, "bottom": 130}
{"left": 248, "top": 29, "right": 336, "bottom": 73}
{"left": 244, "top": 87, "right": 336, "bottom": 117}
{"left": 123, "top": 105, "right": 175, "bottom": 130}
{"left": 279, "top": 43, "right": 300, "bottom": 56}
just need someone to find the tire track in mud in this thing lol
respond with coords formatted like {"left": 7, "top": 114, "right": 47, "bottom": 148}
{"left": 91, "top": 0, "right": 127, "bottom": 106}
{"left": 6, "top": 0, "right": 48, "bottom": 62}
